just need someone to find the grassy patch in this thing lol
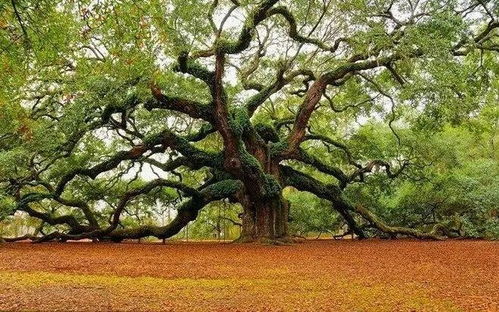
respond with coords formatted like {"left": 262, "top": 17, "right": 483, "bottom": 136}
{"left": 0, "top": 270, "right": 460, "bottom": 311}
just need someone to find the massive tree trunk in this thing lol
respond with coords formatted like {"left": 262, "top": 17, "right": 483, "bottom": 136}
{"left": 238, "top": 195, "right": 289, "bottom": 243}
{"left": 236, "top": 146, "right": 290, "bottom": 242}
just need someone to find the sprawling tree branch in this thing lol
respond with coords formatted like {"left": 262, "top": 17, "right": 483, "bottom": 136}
{"left": 147, "top": 85, "right": 215, "bottom": 123}
{"left": 280, "top": 165, "right": 445, "bottom": 240}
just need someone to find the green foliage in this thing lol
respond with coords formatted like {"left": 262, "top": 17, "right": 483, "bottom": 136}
{"left": 185, "top": 201, "right": 242, "bottom": 240}
{"left": 228, "top": 107, "right": 251, "bottom": 137}
{"left": 344, "top": 123, "right": 499, "bottom": 239}
{"left": 0, "top": 191, "right": 16, "bottom": 221}
{"left": 285, "top": 188, "right": 342, "bottom": 236}
{"left": 204, "top": 180, "right": 243, "bottom": 200}
{"left": 262, "top": 174, "right": 281, "bottom": 198}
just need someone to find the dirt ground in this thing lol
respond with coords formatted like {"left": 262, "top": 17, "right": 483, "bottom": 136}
{"left": 0, "top": 239, "right": 497, "bottom": 312}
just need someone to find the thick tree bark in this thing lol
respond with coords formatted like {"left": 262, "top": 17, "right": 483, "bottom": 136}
{"left": 236, "top": 153, "right": 290, "bottom": 242}
{"left": 218, "top": 107, "right": 290, "bottom": 243}
{"left": 238, "top": 196, "right": 289, "bottom": 243}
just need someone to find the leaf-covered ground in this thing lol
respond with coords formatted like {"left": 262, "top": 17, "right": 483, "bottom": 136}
{"left": 0, "top": 240, "right": 497, "bottom": 311}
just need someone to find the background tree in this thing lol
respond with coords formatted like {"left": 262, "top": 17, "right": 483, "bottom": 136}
{"left": 0, "top": 0, "right": 497, "bottom": 243}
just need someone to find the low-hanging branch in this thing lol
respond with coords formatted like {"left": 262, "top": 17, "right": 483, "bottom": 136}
{"left": 280, "top": 165, "right": 445, "bottom": 240}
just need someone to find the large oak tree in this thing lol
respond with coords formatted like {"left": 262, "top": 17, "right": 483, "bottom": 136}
{"left": 0, "top": 0, "right": 497, "bottom": 242}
